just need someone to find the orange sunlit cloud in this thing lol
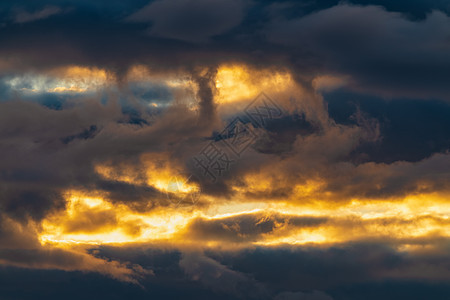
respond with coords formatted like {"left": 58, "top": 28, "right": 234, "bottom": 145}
{"left": 39, "top": 186, "right": 450, "bottom": 250}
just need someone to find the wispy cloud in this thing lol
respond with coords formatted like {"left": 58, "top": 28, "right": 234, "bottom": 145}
{"left": 13, "top": 6, "right": 63, "bottom": 24}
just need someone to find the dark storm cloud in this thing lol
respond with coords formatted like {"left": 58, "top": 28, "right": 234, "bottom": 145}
{"left": 265, "top": 4, "right": 450, "bottom": 100}
{"left": 0, "top": 0, "right": 253, "bottom": 77}
{"left": 30, "top": 241, "right": 445, "bottom": 300}
{"left": 179, "top": 251, "right": 269, "bottom": 298}
{"left": 252, "top": 114, "right": 321, "bottom": 155}
{"left": 127, "top": 0, "right": 246, "bottom": 42}
{"left": 1, "top": 264, "right": 449, "bottom": 300}
{"left": 213, "top": 243, "right": 450, "bottom": 291}
{"left": 1, "top": 0, "right": 449, "bottom": 102}
{"left": 326, "top": 91, "right": 450, "bottom": 163}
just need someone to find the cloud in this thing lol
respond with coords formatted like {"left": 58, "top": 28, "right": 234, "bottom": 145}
{"left": 265, "top": 4, "right": 450, "bottom": 100}
{"left": 127, "top": 0, "right": 246, "bottom": 42}
{"left": 179, "top": 251, "right": 268, "bottom": 298}
{"left": 274, "top": 290, "right": 334, "bottom": 300}
{"left": 0, "top": 247, "right": 151, "bottom": 283}
{"left": 185, "top": 213, "right": 328, "bottom": 243}
{"left": 1, "top": 1, "right": 450, "bottom": 106}
{"left": 0, "top": 2, "right": 448, "bottom": 298}
{"left": 325, "top": 92, "right": 450, "bottom": 164}
{"left": 13, "top": 6, "right": 63, "bottom": 24}
{"left": 0, "top": 214, "right": 152, "bottom": 283}
{"left": 215, "top": 243, "right": 450, "bottom": 291}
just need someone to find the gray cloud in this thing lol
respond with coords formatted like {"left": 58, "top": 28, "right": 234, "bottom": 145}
{"left": 186, "top": 213, "right": 328, "bottom": 243}
{"left": 180, "top": 251, "right": 269, "bottom": 298}
{"left": 127, "top": 0, "right": 246, "bottom": 42}
{"left": 0, "top": 213, "right": 151, "bottom": 283}
{"left": 266, "top": 4, "right": 450, "bottom": 100}
{"left": 274, "top": 290, "right": 334, "bottom": 300}
{"left": 13, "top": 6, "right": 62, "bottom": 24}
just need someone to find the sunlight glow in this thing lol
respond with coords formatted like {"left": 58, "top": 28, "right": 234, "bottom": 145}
{"left": 39, "top": 188, "right": 450, "bottom": 250}
{"left": 215, "top": 64, "right": 293, "bottom": 103}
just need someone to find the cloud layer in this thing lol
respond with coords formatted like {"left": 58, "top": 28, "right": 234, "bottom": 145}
{"left": 0, "top": 1, "right": 449, "bottom": 299}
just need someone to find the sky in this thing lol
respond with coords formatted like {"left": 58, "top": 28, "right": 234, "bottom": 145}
{"left": 0, "top": 1, "right": 449, "bottom": 299}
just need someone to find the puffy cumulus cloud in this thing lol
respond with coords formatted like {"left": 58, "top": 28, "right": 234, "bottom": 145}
{"left": 127, "top": 0, "right": 246, "bottom": 42}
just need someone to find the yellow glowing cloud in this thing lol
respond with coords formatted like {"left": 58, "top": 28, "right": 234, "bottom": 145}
{"left": 214, "top": 64, "right": 293, "bottom": 104}
{"left": 39, "top": 185, "right": 450, "bottom": 252}
{"left": 40, "top": 191, "right": 197, "bottom": 245}
{"left": 94, "top": 154, "right": 201, "bottom": 202}
{"left": 122, "top": 63, "right": 297, "bottom": 114}
{"left": 37, "top": 130, "right": 449, "bottom": 251}
{"left": 47, "top": 65, "right": 110, "bottom": 93}
{"left": 126, "top": 64, "right": 194, "bottom": 90}
{"left": 47, "top": 86, "right": 87, "bottom": 93}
